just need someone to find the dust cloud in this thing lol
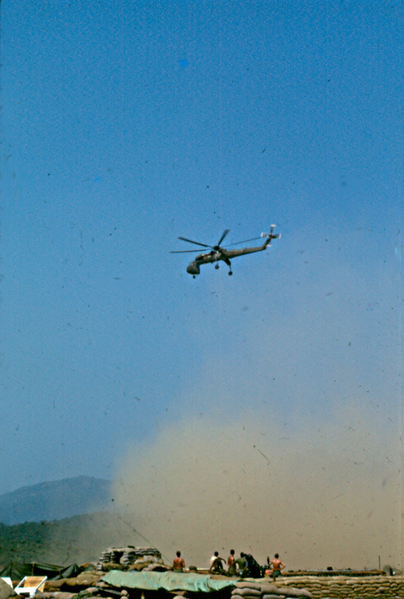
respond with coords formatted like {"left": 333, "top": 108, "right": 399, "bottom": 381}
{"left": 110, "top": 259, "right": 400, "bottom": 571}
{"left": 113, "top": 402, "right": 400, "bottom": 571}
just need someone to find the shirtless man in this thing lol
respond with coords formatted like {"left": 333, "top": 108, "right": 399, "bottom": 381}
{"left": 269, "top": 553, "right": 285, "bottom": 579}
{"left": 227, "top": 549, "right": 236, "bottom": 576}
{"left": 172, "top": 551, "right": 185, "bottom": 572}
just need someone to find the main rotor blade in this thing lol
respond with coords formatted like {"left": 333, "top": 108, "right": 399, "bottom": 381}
{"left": 226, "top": 236, "right": 262, "bottom": 247}
{"left": 217, "top": 229, "right": 230, "bottom": 247}
{"left": 177, "top": 236, "right": 212, "bottom": 249}
{"left": 169, "top": 249, "right": 204, "bottom": 254}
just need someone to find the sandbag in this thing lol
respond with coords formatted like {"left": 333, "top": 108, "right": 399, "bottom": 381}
{"left": 76, "top": 575, "right": 101, "bottom": 586}
{"left": 232, "top": 595, "right": 262, "bottom": 599}
{"left": 262, "top": 595, "right": 286, "bottom": 599}
{"left": 232, "top": 589, "right": 262, "bottom": 597}
{"left": 276, "top": 588, "right": 311, "bottom": 599}
{"left": 294, "top": 591, "right": 311, "bottom": 599}
{"left": 44, "top": 581, "right": 66, "bottom": 591}
{"left": 235, "top": 583, "right": 264, "bottom": 591}
{"left": 260, "top": 586, "right": 282, "bottom": 595}
{"left": 75, "top": 589, "right": 99, "bottom": 599}
{"left": 0, "top": 580, "right": 15, "bottom": 599}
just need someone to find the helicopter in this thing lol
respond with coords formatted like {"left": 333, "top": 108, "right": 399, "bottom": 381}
{"left": 170, "top": 226, "right": 280, "bottom": 277}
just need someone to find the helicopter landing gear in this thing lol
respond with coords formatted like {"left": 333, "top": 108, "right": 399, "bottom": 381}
{"left": 226, "top": 259, "right": 233, "bottom": 276}
{"left": 215, "top": 263, "right": 219, "bottom": 269}
{"left": 193, "top": 275, "right": 196, "bottom": 279}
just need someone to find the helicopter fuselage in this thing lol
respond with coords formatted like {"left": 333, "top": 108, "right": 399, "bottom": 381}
{"left": 186, "top": 237, "right": 273, "bottom": 276}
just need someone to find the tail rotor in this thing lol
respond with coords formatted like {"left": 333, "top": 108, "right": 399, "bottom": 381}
{"left": 261, "top": 225, "right": 280, "bottom": 246}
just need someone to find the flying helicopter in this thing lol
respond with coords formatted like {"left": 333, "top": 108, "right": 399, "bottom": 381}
{"left": 170, "top": 226, "right": 280, "bottom": 277}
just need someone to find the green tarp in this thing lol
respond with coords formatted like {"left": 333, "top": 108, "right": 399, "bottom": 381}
{"left": 103, "top": 571, "right": 237, "bottom": 593}
{"left": 0, "top": 560, "right": 81, "bottom": 580}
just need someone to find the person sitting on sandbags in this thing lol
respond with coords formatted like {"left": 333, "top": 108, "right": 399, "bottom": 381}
{"left": 209, "top": 551, "right": 226, "bottom": 574}
{"left": 172, "top": 551, "right": 186, "bottom": 572}
{"left": 235, "top": 552, "right": 248, "bottom": 577}
{"left": 227, "top": 549, "right": 237, "bottom": 576}
{"left": 269, "top": 553, "right": 285, "bottom": 579}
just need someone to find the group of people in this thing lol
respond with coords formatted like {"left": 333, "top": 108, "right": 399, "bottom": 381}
{"left": 172, "top": 550, "right": 285, "bottom": 579}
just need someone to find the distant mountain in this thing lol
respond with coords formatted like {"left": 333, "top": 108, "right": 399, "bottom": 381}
{"left": 0, "top": 476, "right": 114, "bottom": 525}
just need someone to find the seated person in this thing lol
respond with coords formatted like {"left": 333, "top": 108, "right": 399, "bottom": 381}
{"left": 209, "top": 551, "right": 226, "bottom": 574}
{"left": 235, "top": 552, "right": 248, "bottom": 577}
{"left": 227, "top": 549, "right": 236, "bottom": 576}
{"left": 269, "top": 553, "right": 285, "bottom": 579}
{"left": 172, "top": 551, "right": 185, "bottom": 572}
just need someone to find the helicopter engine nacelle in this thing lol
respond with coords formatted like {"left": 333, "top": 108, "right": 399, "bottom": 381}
{"left": 187, "top": 261, "right": 200, "bottom": 275}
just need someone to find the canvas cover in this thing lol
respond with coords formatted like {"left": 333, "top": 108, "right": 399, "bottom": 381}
{"left": 103, "top": 571, "right": 237, "bottom": 593}
{"left": 0, "top": 561, "right": 80, "bottom": 581}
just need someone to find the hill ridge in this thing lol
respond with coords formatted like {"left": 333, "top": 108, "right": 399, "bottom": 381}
{"left": 0, "top": 476, "right": 114, "bottom": 525}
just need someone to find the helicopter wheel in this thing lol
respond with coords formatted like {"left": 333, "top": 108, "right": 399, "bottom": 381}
{"left": 215, "top": 264, "right": 219, "bottom": 270}
{"left": 228, "top": 271, "right": 233, "bottom": 276}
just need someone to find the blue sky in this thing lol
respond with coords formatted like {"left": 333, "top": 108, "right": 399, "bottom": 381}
{"left": 1, "top": 0, "right": 403, "bottom": 568}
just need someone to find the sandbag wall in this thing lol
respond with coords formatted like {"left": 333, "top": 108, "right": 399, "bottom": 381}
{"left": 97, "top": 548, "right": 162, "bottom": 571}
{"left": 232, "top": 581, "right": 312, "bottom": 599}
{"left": 275, "top": 575, "right": 404, "bottom": 599}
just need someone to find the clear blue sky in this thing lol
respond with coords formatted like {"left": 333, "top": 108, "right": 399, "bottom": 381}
{"left": 1, "top": 0, "right": 403, "bottom": 566}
